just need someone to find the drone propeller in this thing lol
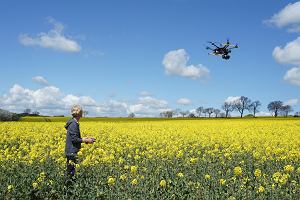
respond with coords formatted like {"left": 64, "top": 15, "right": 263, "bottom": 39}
{"left": 226, "top": 38, "right": 230, "bottom": 45}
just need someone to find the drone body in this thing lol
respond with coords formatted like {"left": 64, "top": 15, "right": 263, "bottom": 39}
{"left": 206, "top": 39, "right": 238, "bottom": 60}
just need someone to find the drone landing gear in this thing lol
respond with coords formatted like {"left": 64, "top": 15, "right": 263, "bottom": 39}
{"left": 222, "top": 55, "right": 230, "bottom": 60}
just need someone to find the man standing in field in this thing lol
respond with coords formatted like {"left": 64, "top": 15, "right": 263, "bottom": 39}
{"left": 65, "top": 105, "right": 95, "bottom": 186}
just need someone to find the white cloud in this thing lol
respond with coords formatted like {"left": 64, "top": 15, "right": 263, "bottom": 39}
{"left": 162, "top": 49, "right": 210, "bottom": 79}
{"left": 273, "top": 37, "right": 300, "bottom": 65}
{"left": 265, "top": 1, "right": 300, "bottom": 32}
{"left": 0, "top": 84, "right": 170, "bottom": 117}
{"left": 32, "top": 76, "right": 49, "bottom": 85}
{"left": 62, "top": 95, "right": 97, "bottom": 107}
{"left": 284, "top": 98, "right": 299, "bottom": 106}
{"left": 138, "top": 96, "right": 168, "bottom": 108}
{"left": 19, "top": 17, "right": 81, "bottom": 52}
{"left": 284, "top": 66, "right": 300, "bottom": 86}
{"left": 177, "top": 98, "right": 191, "bottom": 105}
{"left": 1, "top": 84, "right": 62, "bottom": 110}
{"left": 225, "top": 96, "right": 240, "bottom": 104}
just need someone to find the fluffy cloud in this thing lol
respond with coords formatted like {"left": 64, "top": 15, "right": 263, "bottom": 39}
{"left": 138, "top": 96, "right": 168, "bottom": 108}
{"left": 162, "top": 49, "right": 210, "bottom": 79}
{"left": 0, "top": 84, "right": 169, "bottom": 117}
{"left": 19, "top": 17, "right": 81, "bottom": 52}
{"left": 62, "top": 95, "right": 97, "bottom": 107}
{"left": 32, "top": 76, "right": 49, "bottom": 85}
{"left": 177, "top": 98, "right": 191, "bottom": 105}
{"left": 273, "top": 37, "right": 300, "bottom": 65}
{"left": 0, "top": 84, "right": 62, "bottom": 110}
{"left": 284, "top": 98, "right": 299, "bottom": 106}
{"left": 265, "top": 1, "right": 300, "bottom": 32}
{"left": 283, "top": 67, "right": 300, "bottom": 85}
{"left": 92, "top": 96, "right": 169, "bottom": 117}
{"left": 225, "top": 96, "right": 240, "bottom": 104}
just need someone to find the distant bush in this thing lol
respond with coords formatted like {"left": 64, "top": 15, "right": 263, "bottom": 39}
{"left": 0, "top": 109, "right": 21, "bottom": 121}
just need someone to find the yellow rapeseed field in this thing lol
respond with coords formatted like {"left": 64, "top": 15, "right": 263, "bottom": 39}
{"left": 1, "top": 118, "right": 300, "bottom": 199}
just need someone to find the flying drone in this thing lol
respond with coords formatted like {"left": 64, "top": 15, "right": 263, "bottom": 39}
{"left": 206, "top": 39, "right": 238, "bottom": 60}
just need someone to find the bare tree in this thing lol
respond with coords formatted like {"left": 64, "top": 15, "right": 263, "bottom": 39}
{"left": 219, "top": 112, "right": 226, "bottom": 118}
{"left": 160, "top": 110, "right": 174, "bottom": 118}
{"left": 128, "top": 113, "right": 135, "bottom": 118}
{"left": 203, "top": 108, "right": 209, "bottom": 117}
{"left": 188, "top": 113, "right": 196, "bottom": 118}
{"left": 180, "top": 110, "right": 189, "bottom": 117}
{"left": 267, "top": 101, "right": 283, "bottom": 117}
{"left": 83, "top": 110, "right": 89, "bottom": 117}
{"left": 32, "top": 111, "right": 40, "bottom": 116}
{"left": 222, "top": 102, "right": 234, "bottom": 118}
{"left": 213, "top": 109, "right": 221, "bottom": 118}
{"left": 233, "top": 96, "right": 252, "bottom": 118}
{"left": 281, "top": 105, "right": 293, "bottom": 117}
{"left": 23, "top": 108, "right": 31, "bottom": 115}
{"left": 249, "top": 100, "right": 261, "bottom": 117}
{"left": 295, "top": 111, "right": 300, "bottom": 116}
{"left": 207, "top": 107, "right": 214, "bottom": 118}
{"left": 196, "top": 106, "right": 203, "bottom": 117}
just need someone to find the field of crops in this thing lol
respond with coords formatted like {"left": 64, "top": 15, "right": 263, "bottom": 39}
{"left": 1, "top": 118, "right": 300, "bottom": 199}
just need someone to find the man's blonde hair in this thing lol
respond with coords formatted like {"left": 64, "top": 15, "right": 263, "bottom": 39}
{"left": 71, "top": 105, "right": 83, "bottom": 117}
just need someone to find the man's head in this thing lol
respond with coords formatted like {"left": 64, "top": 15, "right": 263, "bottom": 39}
{"left": 71, "top": 105, "right": 83, "bottom": 118}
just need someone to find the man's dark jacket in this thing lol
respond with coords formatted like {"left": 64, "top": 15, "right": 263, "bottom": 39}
{"left": 65, "top": 118, "right": 82, "bottom": 157}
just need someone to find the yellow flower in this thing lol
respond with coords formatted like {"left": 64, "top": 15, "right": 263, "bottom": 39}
{"left": 177, "top": 172, "right": 184, "bottom": 177}
{"left": 7, "top": 185, "right": 13, "bottom": 192}
{"left": 272, "top": 183, "right": 276, "bottom": 189}
{"left": 39, "top": 172, "right": 46, "bottom": 178}
{"left": 219, "top": 178, "right": 226, "bottom": 185}
{"left": 279, "top": 174, "right": 289, "bottom": 185}
{"left": 160, "top": 180, "right": 167, "bottom": 188}
{"left": 284, "top": 165, "right": 294, "bottom": 173}
{"left": 176, "top": 150, "right": 184, "bottom": 158}
{"left": 131, "top": 178, "right": 138, "bottom": 185}
{"left": 107, "top": 177, "right": 115, "bottom": 186}
{"left": 32, "top": 182, "right": 38, "bottom": 189}
{"left": 296, "top": 167, "right": 300, "bottom": 174}
{"left": 189, "top": 157, "right": 198, "bottom": 164}
{"left": 120, "top": 174, "right": 127, "bottom": 181}
{"left": 254, "top": 169, "right": 261, "bottom": 178}
{"left": 242, "top": 177, "right": 250, "bottom": 185}
{"left": 130, "top": 166, "right": 138, "bottom": 174}
{"left": 228, "top": 196, "right": 236, "bottom": 200}
{"left": 118, "top": 157, "right": 125, "bottom": 164}
{"left": 272, "top": 172, "right": 281, "bottom": 183}
{"left": 233, "top": 166, "right": 242, "bottom": 177}
{"left": 205, "top": 174, "right": 211, "bottom": 180}
{"left": 257, "top": 185, "right": 265, "bottom": 193}
{"left": 37, "top": 177, "right": 44, "bottom": 183}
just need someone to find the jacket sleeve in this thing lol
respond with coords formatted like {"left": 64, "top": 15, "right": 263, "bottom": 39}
{"left": 69, "top": 122, "right": 83, "bottom": 144}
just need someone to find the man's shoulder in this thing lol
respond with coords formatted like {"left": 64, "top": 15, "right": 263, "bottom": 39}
{"left": 65, "top": 118, "right": 79, "bottom": 129}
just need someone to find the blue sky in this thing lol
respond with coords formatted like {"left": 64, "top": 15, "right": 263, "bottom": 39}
{"left": 0, "top": 0, "right": 300, "bottom": 117}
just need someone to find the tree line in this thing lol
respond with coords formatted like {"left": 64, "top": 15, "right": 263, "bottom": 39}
{"left": 159, "top": 96, "right": 299, "bottom": 118}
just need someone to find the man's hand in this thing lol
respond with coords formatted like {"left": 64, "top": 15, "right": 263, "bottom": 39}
{"left": 82, "top": 137, "right": 96, "bottom": 144}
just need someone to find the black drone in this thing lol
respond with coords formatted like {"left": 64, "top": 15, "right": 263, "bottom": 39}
{"left": 206, "top": 39, "right": 238, "bottom": 60}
